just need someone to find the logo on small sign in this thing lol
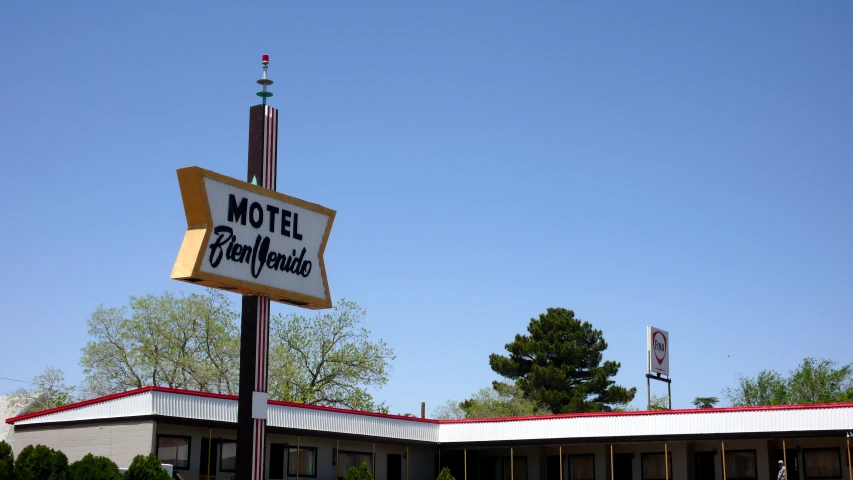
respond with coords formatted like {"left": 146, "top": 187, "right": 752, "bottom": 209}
{"left": 653, "top": 331, "right": 667, "bottom": 365}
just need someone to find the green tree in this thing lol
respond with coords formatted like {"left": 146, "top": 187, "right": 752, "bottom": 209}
{"left": 80, "top": 290, "right": 240, "bottom": 397}
{"left": 68, "top": 454, "right": 121, "bottom": 480}
{"left": 692, "top": 396, "right": 720, "bottom": 409}
{"left": 0, "top": 441, "right": 14, "bottom": 480}
{"left": 268, "top": 299, "right": 395, "bottom": 412}
{"left": 15, "top": 445, "right": 67, "bottom": 480}
{"left": 489, "top": 308, "right": 636, "bottom": 413}
{"left": 123, "top": 454, "right": 170, "bottom": 480}
{"left": 724, "top": 358, "right": 853, "bottom": 406}
{"left": 8, "top": 368, "right": 75, "bottom": 414}
{"left": 342, "top": 461, "right": 373, "bottom": 480}
{"left": 436, "top": 466, "right": 456, "bottom": 480}
{"left": 649, "top": 394, "right": 669, "bottom": 411}
{"left": 433, "top": 383, "right": 550, "bottom": 419}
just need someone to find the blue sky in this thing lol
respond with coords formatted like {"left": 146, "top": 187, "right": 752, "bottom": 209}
{"left": 1, "top": 2, "right": 851, "bottom": 414}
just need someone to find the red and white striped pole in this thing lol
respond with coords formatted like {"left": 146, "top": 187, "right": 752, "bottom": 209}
{"left": 236, "top": 54, "right": 278, "bottom": 480}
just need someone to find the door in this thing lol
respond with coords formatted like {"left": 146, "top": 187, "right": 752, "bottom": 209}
{"left": 199, "top": 438, "right": 218, "bottom": 479}
{"left": 695, "top": 452, "right": 716, "bottom": 480}
{"left": 546, "top": 455, "right": 560, "bottom": 480}
{"left": 613, "top": 453, "right": 633, "bottom": 480}
{"left": 388, "top": 454, "right": 402, "bottom": 480}
{"left": 774, "top": 449, "right": 800, "bottom": 480}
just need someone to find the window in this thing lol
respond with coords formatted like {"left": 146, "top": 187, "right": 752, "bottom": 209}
{"left": 220, "top": 441, "right": 237, "bottom": 472}
{"left": 724, "top": 450, "right": 757, "bottom": 480}
{"left": 337, "top": 451, "right": 373, "bottom": 478}
{"left": 288, "top": 447, "right": 317, "bottom": 477}
{"left": 642, "top": 453, "right": 673, "bottom": 480}
{"left": 501, "top": 456, "right": 528, "bottom": 480}
{"left": 568, "top": 454, "right": 595, "bottom": 480}
{"left": 157, "top": 435, "right": 190, "bottom": 470}
{"left": 803, "top": 448, "right": 842, "bottom": 479}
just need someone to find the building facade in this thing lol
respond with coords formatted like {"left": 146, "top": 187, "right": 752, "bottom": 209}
{"left": 6, "top": 387, "right": 853, "bottom": 480}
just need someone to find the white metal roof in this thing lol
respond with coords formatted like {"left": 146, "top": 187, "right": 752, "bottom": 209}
{"left": 7, "top": 388, "right": 853, "bottom": 445}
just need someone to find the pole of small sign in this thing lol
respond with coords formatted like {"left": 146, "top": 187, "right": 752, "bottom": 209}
{"left": 846, "top": 434, "right": 851, "bottom": 480}
{"left": 236, "top": 54, "right": 278, "bottom": 480}
{"left": 664, "top": 442, "right": 669, "bottom": 480}
{"left": 722, "top": 441, "right": 727, "bottom": 480}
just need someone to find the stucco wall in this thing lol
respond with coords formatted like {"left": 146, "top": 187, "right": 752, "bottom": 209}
{"left": 13, "top": 421, "right": 155, "bottom": 468}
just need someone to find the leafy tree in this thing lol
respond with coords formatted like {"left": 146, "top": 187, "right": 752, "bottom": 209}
{"left": 80, "top": 290, "right": 240, "bottom": 397}
{"left": 692, "top": 396, "right": 720, "bottom": 409}
{"left": 724, "top": 358, "right": 853, "bottom": 406}
{"left": 8, "top": 368, "right": 75, "bottom": 414}
{"left": 123, "top": 454, "right": 170, "bottom": 480}
{"left": 80, "top": 292, "right": 394, "bottom": 412}
{"left": 268, "top": 299, "right": 395, "bottom": 412}
{"left": 437, "top": 466, "right": 456, "bottom": 480}
{"left": 433, "top": 383, "right": 550, "bottom": 419}
{"left": 787, "top": 358, "right": 853, "bottom": 404}
{"left": 342, "top": 461, "right": 373, "bottom": 480}
{"left": 0, "top": 441, "right": 14, "bottom": 480}
{"left": 649, "top": 394, "right": 670, "bottom": 411}
{"left": 15, "top": 444, "right": 67, "bottom": 480}
{"left": 489, "top": 308, "right": 636, "bottom": 413}
{"left": 68, "top": 454, "right": 121, "bottom": 480}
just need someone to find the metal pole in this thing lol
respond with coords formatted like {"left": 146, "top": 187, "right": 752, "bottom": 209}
{"left": 559, "top": 446, "right": 563, "bottom": 480}
{"left": 665, "top": 442, "right": 669, "bottom": 480}
{"left": 647, "top": 375, "right": 652, "bottom": 410}
{"left": 667, "top": 381, "right": 672, "bottom": 410}
{"left": 722, "top": 441, "right": 727, "bottom": 480}
{"left": 236, "top": 56, "right": 278, "bottom": 480}
{"left": 846, "top": 435, "right": 851, "bottom": 480}
{"left": 783, "top": 439, "right": 788, "bottom": 480}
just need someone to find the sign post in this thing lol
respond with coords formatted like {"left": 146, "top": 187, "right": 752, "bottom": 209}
{"left": 171, "top": 55, "right": 335, "bottom": 480}
{"left": 646, "top": 326, "right": 671, "bottom": 410}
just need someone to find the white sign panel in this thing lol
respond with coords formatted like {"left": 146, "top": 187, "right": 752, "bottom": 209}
{"left": 647, "top": 326, "right": 670, "bottom": 376}
{"left": 172, "top": 167, "right": 335, "bottom": 309}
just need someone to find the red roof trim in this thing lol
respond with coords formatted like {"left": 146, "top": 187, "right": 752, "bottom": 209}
{"left": 437, "top": 402, "right": 853, "bottom": 423}
{"left": 8, "top": 387, "right": 853, "bottom": 426}
{"left": 5, "top": 386, "right": 158, "bottom": 424}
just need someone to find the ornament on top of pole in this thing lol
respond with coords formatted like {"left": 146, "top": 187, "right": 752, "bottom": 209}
{"left": 256, "top": 54, "right": 274, "bottom": 105}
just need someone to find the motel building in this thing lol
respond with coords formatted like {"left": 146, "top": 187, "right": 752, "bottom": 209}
{"left": 5, "top": 387, "right": 853, "bottom": 480}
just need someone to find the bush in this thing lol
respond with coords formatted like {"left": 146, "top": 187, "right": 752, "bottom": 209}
{"left": 0, "top": 441, "right": 14, "bottom": 480}
{"left": 15, "top": 444, "right": 67, "bottom": 480}
{"left": 342, "top": 461, "right": 373, "bottom": 480}
{"left": 68, "top": 454, "right": 121, "bottom": 480}
{"left": 437, "top": 467, "right": 456, "bottom": 480}
{"left": 123, "top": 454, "right": 170, "bottom": 480}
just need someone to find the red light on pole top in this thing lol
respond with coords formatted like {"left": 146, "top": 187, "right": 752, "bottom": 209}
{"left": 257, "top": 54, "right": 273, "bottom": 105}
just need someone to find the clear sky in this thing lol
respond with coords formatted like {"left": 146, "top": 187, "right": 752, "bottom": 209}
{"left": 1, "top": 2, "right": 851, "bottom": 415}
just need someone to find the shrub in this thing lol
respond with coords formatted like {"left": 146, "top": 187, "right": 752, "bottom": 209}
{"left": 69, "top": 454, "right": 121, "bottom": 480}
{"left": 342, "top": 461, "right": 373, "bottom": 480}
{"left": 437, "top": 467, "right": 456, "bottom": 480}
{"left": 15, "top": 444, "right": 67, "bottom": 480}
{"left": 123, "top": 454, "right": 170, "bottom": 480}
{"left": 0, "top": 441, "right": 14, "bottom": 480}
